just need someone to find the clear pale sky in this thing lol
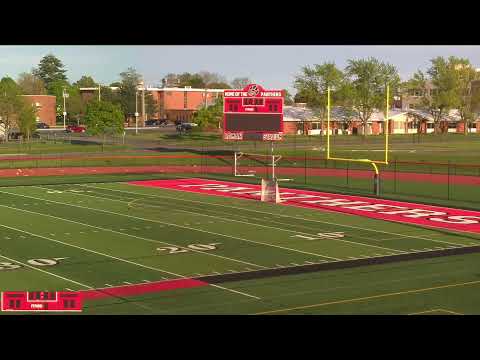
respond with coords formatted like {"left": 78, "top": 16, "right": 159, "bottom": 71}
{"left": 1, "top": 45, "right": 480, "bottom": 94}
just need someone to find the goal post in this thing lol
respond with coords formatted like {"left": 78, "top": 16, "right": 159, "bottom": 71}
{"left": 326, "top": 85, "right": 390, "bottom": 196}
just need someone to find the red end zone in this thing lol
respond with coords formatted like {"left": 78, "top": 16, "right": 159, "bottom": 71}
{"left": 129, "top": 178, "right": 480, "bottom": 233}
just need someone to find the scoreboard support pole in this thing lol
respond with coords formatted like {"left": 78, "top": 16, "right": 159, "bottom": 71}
{"left": 271, "top": 141, "right": 275, "bottom": 180}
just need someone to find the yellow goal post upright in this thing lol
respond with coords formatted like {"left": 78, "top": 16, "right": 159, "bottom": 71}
{"left": 326, "top": 85, "right": 390, "bottom": 196}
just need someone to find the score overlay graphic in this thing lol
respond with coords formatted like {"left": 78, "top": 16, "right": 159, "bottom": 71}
{"left": 1, "top": 291, "right": 83, "bottom": 312}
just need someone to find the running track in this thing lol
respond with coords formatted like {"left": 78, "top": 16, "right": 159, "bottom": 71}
{"left": 1, "top": 165, "right": 479, "bottom": 186}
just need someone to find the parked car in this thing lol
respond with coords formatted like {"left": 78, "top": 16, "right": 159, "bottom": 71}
{"left": 36, "top": 122, "right": 50, "bottom": 129}
{"left": 66, "top": 125, "right": 86, "bottom": 133}
{"left": 176, "top": 122, "right": 198, "bottom": 132}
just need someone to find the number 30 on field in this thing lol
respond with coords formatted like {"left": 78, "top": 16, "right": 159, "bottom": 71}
{"left": 156, "top": 243, "right": 221, "bottom": 255}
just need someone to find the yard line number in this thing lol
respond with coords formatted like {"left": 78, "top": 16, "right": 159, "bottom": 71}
{"left": 0, "top": 257, "right": 68, "bottom": 271}
{"left": 156, "top": 243, "right": 221, "bottom": 255}
{"left": 291, "top": 232, "right": 345, "bottom": 241}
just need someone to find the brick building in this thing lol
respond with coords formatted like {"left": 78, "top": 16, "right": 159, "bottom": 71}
{"left": 21, "top": 95, "right": 57, "bottom": 127}
{"left": 148, "top": 87, "right": 224, "bottom": 122}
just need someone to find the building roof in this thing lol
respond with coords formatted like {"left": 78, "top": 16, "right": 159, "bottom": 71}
{"left": 283, "top": 105, "right": 407, "bottom": 123}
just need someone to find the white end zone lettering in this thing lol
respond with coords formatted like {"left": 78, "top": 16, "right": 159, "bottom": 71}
{"left": 430, "top": 216, "right": 480, "bottom": 224}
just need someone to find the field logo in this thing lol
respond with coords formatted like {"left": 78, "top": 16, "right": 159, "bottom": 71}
{"left": 247, "top": 84, "right": 260, "bottom": 97}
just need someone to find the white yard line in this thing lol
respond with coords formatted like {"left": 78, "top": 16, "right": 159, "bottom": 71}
{"left": 0, "top": 252, "right": 93, "bottom": 289}
{"left": 2, "top": 187, "right": 341, "bottom": 262}
{"left": 209, "top": 284, "right": 261, "bottom": 300}
{"left": 0, "top": 203, "right": 264, "bottom": 269}
{"left": 85, "top": 183, "right": 472, "bottom": 247}
{"left": 76, "top": 185, "right": 408, "bottom": 254}
{"left": 0, "top": 223, "right": 183, "bottom": 278}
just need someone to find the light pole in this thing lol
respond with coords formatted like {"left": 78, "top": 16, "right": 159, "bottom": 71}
{"left": 135, "top": 89, "right": 139, "bottom": 135}
{"left": 62, "top": 87, "right": 69, "bottom": 130}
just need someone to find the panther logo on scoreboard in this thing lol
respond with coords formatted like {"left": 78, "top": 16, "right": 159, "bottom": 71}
{"left": 223, "top": 84, "right": 284, "bottom": 142}
{"left": 247, "top": 84, "right": 260, "bottom": 97}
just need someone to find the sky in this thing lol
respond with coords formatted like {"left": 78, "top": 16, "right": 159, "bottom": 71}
{"left": 1, "top": 45, "right": 480, "bottom": 94}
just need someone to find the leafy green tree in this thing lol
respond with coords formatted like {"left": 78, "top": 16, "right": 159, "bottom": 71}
{"left": 0, "top": 77, "right": 24, "bottom": 141}
{"left": 33, "top": 54, "right": 67, "bottom": 90}
{"left": 345, "top": 57, "right": 400, "bottom": 137}
{"left": 193, "top": 97, "right": 223, "bottom": 129}
{"left": 17, "top": 72, "right": 46, "bottom": 95}
{"left": 283, "top": 89, "right": 294, "bottom": 105}
{"left": 445, "top": 57, "right": 480, "bottom": 134}
{"left": 178, "top": 73, "right": 206, "bottom": 88}
{"left": 207, "top": 82, "right": 231, "bottom": 89}
{"left": 408, "top": 57, "right": 460, "bottom": 134}
{"left": 48, "top": 80, "right": 85, "bottom": 124}
{"left": 294, "top": 62, "right": 345, "bottom": 131}
{"left": 18, "top": 100, "right": 37, "bottom": 141}
{"left": 231, "top": 77, "right": 251, "bottom": 89}
{"left": 74, "top": 76, "right": 98, "bottom": 88}
{"left": 118, "top": 67, "right": 142, "bottom": 116}
{"left": 83, "top": 100, "right": 124, "bottom": 148}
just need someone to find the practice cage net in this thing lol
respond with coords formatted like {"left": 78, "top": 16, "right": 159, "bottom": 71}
{"left": 233, "top": 152, "right": 284, "bottom": 203}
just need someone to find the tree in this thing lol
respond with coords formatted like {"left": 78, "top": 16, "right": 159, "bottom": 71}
{"left": 74, "top": 75, "right": 98, "bottom": 88}
{"left": 118, "top": 67, "right": 143, "bottom": 116}
{"left": 17, "top": 72, "right": 46, "bottom": 95}
{"left": 207, "top": 82, "right": 231, "bottom": 89}
{"left": 231, "top": 77, "right": 251, "bottom": 89}
{"left": 294, "top": 62, "right": 345, "bottom": 132}
{"left": 445, "top": 57, "right": 480, "bottom": 134}
{"left": 33, "top": 54, "right": 67, "bottom": 90}
{"left": 345, "top": 57, "right": 400, "bottom": 138}
{"left": 48, "top": 80, "right": 85, "bottom": 124}
{"left": 284, "top": 89, "right": 294, "bottom": 105}
{"left": 198, "top": 71, "right": 227, "bottom": 87}
{"left": 407, "top": 58, "right": 459, "bottom": 134}
{"left": 178, "top": 73, "right": 206, "bottom": 88}
{"left": 0, "top": 77, "right": 24, "bottom": 141}
{"left": 192, "top": 97, "right": 223, "bottom": 130}
{"left": 17, "top": 100, "right": 37, "bottom": 141}
{"left": 83, "top": 100, "right": 124, "bottom": 148}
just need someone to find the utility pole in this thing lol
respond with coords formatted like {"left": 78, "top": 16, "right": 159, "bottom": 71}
{"left": 98, "top": 84, "right": 101, "bottom": 101}
{"left": 142, "top": 84, "right": 146, "bottom": 125}
{"left": 135, "top": 90, "right": 139, "bottom": 135}
{"left": 62, "top": 87, "right": 69, "bottom": 130}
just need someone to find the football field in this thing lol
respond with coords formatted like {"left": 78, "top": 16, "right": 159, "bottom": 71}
{"left": 1, "top": 178, "right": 480, "bottom": 314}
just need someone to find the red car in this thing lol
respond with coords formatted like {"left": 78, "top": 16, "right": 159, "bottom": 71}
{"left": 66, "top": 125, "right": 86, "bottom": 133}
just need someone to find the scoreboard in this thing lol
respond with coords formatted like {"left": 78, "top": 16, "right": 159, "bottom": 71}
{"left": 1, "top": 291, "right": 83, "bottom": 312}
{"left": 223, "top": 84, "right": 284, "bottom": 141}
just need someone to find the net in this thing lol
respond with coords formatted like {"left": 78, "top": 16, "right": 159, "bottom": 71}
{"left": 261, "top": 179, "right": 281, "bottom": 203}
{"left": 233, "top": 152, "right": 282, "bottom": 179}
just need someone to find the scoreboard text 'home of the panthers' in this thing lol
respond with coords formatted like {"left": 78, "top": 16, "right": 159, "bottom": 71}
{"left": 223, "top": 84, "right": 284, "bottom": 141}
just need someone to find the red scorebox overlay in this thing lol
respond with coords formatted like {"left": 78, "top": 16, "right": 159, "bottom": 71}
{"left": 129, "top": 178, "right": 480, "bottom": 234}
{"left": 1, "top": 291, "right": 82, "bottom": 312}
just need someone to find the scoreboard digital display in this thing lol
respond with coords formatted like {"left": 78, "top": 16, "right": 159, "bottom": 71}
{"left": 1, "top": 291, "right": 83, "bottom": 312}
{"left": 223, "top": 84, "right": 284, "bottom": 141}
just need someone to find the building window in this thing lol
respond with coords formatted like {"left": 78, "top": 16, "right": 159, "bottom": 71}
{"left": 448, "top": 122, "right": 457, "bottom": 129}
{"left": 427, "top": 123, "right": 434, "bottom": 129}
{"left": 311, "top": 122, "right": 321, "bottom": 130}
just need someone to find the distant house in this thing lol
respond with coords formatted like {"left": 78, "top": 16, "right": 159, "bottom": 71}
{"left": 283, "top": 104, "right": 409, "bottom": 135}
